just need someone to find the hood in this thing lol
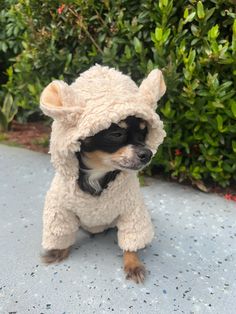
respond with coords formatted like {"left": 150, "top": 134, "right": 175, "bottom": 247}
{"left": 40, "top": 65, "right": 166, "bottom": 177}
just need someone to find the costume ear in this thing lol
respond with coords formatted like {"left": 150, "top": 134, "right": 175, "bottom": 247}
{"left": 40, "top": 80, "right": 84, "bottom": 120}
{"left": 139, "top": 69, "right": 166, "bottom": 109}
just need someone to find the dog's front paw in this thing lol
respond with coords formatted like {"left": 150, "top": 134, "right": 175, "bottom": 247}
{"left": 124, "top": 263, "right": 146, "bottom": 284}
{"left": 123, "top": 251, "right": 146, "bottom": 284}
{"left": 41, "top": 248, "right": 70, "bottom": 264}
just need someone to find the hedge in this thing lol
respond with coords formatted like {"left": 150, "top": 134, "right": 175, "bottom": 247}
{"left": 0, "top": 0, "right": 236, "bottom": 188}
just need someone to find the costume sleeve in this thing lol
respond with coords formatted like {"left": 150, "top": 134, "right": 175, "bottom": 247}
{"left": 116, "top": 180, "right": 154, "bottom": 252}
{"left": 42, "top": 175, "right": 79, "bottom": 250}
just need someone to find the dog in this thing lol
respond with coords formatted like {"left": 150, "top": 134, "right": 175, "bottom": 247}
{"left": 40, "top": 65, "right": 166, "bottom": 284}
{"left": 43, "top": 116, "right": 152, "bottom": 283}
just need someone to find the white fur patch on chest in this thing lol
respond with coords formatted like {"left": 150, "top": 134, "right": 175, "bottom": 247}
{"left": 86, "top": 171, "right": 103, "bottom": 194}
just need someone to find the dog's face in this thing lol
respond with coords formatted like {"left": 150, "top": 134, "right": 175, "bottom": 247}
{"left": 80, "top": 116, "right": 152, "bottom": 172}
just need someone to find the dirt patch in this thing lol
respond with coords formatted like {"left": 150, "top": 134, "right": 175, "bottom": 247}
{"left": 1, "top": 120, "right": 50, "bottom": 153}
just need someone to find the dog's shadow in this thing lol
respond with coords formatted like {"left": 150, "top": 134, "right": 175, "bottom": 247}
{"left": 70, "top": 227, "right": 150, "bottom": 267}
{"left": 70, "top": 227, "right": 122, "bottom": 259}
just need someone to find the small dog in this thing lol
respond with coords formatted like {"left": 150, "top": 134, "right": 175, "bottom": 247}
{"left": 40, "top": 65, "right": 166, "bottom": 284}
{"left": 43, "top": 116, "right": 152, "bottom": 283}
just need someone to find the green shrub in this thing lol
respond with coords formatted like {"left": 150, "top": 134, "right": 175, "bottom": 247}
{"left": 0, "top": 0, "right": 26, "bottom": 128}
{"left": 1, "top": 0, "right": 236, "bottom": 187}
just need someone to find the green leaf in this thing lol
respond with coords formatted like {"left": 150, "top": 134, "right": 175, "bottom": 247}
{"left": 1, "top": 42, "right": 8, "bottom": 52}
{"left": 155, "top": 27, "right": 163, "bottom": 41}
{"left": 191, "top": 25, "right": 200, "bottom": 37}
{"left": 216, "top": 115, "right": 223, "bottom": 131}
{"left": 161, "top": 100, "right": 172, "bottom": 118}
{"left": 230, "top": 100, "right": 236, "bottom": 118}
{"left": 0, "top": 110, "right": 8, "bottom": 131}
{"left": 27, "top": 84, "right": 36, "bottom": 94}
{"left": 6, "top": 66, "right": 13, "bottom": 78}
{"left": 208, "top": 25, "right": 219, "bottom": 39}
{"left": 133, "top": 37, "right": 142, "bottom": 53}
{"left": 185, "top": 110, "right": 197, "bottom": 121}
{"left": 159, "top": 0, "right": 168, "bottom": 10}
{"left": 194, "top": 179, "right": 209, "bottom": 192}
{"left": 205, "top": 134, "right": 218, "bottom": 147}
{"left": 232, "top": 141, "right": 236, "bottom": 153}
{"left": 2, "top": 93, "right": 13, "bottom": 112}
{"left": 223, "top": 163, "right": 233, "bottom": 173}
{"left": 162, "top": 0, "right": 168, "bottom": 6}
{"left": 183, "top": 12, "right": 196, "bottom": 24}
{"left": 124, "top": 45, "right": 131, "bottom": 59}
{"left": 163, "top": 29, "right": 171, "bottom": 42}
{"left": 65, "top": 53, "right": 72, "bottom": 68}
{"left": 232, "top": 19, "right": 236, "bottom": 52}
{"left": 147, "top": 59, "right": 154, "bottom": 72}
{"left": 204, "top": 8, "right": 215, "bottom": 22}
{"left": 233, "top": 18, "right": 236, "bottom": 34}
{"left": 197, "top": 1, "right": 205, "bottom": 19}
{"left": 184, "top": 8, "right": 189, "bottom": 19}
{"left": 206, "top": 161, "right": 222, "bottom": 173}
{"left": 150, "top": 32, "right": 156, "bottom": 43}
{"left": 188, "top": 49, "right": 196, "bottom": 66}
{"left": 2, "top": 93, "right": 18, "bottom": 123}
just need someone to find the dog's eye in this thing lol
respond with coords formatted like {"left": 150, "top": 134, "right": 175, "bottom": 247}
{"left": 107, "top": 131, "right": 127, "bottom": 143}
{"left": 110, "top": 132, "right": 124, "bottom": 138}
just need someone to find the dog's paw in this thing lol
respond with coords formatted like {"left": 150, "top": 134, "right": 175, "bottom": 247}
{"left": 124, "top": 264, "right": 146, "bottom": 284}
{"left": 41, "top": 248, "right": 70, "bottom": 264}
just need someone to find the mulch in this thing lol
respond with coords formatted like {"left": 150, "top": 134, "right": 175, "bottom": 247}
{"left": 1, "top": 120, "right": 50, "bottom": 153}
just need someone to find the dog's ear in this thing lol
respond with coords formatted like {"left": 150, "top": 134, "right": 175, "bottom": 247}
{"left": 40, "top": 80, "right": 84, "bottom": 121}
{"left": 139, "top": 69, "right": 166, "bottom": 109}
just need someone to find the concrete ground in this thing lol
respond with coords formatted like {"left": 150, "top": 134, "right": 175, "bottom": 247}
{"left": 0, "top": 144, "right": 235, "bottom": 314}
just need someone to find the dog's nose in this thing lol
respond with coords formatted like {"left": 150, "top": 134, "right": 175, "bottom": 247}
{"left": 137, "top": 148, "right": 152, "bottom": 164}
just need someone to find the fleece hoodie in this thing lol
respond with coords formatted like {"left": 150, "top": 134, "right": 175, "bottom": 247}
{"left": 40, "top": 65, "right": 166, "bottom": 252}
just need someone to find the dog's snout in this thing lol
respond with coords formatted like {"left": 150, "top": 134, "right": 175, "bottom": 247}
{"left": 137, "top": 148, "right": 152, "bottom": 164}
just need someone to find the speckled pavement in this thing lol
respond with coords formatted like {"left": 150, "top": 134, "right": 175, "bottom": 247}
{"left": 0, "top": 144, "right": 235, "bottom": 314}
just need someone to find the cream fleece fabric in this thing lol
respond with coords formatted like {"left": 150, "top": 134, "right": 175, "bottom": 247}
{"left": 40, "top": 65, "right": 166, "bottom": 252}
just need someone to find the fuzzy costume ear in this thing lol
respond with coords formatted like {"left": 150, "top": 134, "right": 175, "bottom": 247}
{"left": 139, "top": 69, "right": 166, "bottom": 109}
{"left": 40, "top": 80, "right": 84, "bottom": 121}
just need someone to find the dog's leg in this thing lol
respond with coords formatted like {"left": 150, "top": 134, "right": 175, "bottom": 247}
{"left": 41, "top": 247, "right": 70, "bottom": 264}
{"left": 41, "top": 188, "right": 80, "bottom": 264}
{"left": 123, "top": 251, "right": 146, "bottom": 284}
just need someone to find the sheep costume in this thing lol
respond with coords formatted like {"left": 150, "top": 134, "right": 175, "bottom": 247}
{"left": 40, "top": 65, "right": 166, "bottom": 252}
